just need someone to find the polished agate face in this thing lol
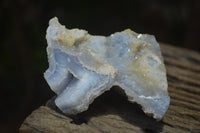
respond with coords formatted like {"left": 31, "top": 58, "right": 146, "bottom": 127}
{"left": 44, "top": 17, "right": 170, "bottom": 120}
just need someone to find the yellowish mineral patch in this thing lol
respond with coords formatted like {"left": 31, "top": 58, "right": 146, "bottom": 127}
{"left": 70, "top": 29, "right": 87, "bottom": 43}
{"left": 131, "top": 42, "right": 143, "bottom": 53}
{"left": 125, "top": 28, "right": 132, "bottom": 34}
{"left": 49, "top": 17, "right": 88, "bottom": 47}
{"left": 128, "top": 52, "right": 160, "bottom": 93}
{"left": 125, "top": 28, "right": 138, "bottom": 37}
{"left": 57, "top": 30, "right": 75, "bottom": 46}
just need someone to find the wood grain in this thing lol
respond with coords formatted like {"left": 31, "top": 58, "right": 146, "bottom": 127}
{"left": 20, "top": 44, "right": 200, "bottom": 133}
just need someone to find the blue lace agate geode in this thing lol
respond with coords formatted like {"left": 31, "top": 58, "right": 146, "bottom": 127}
{"left": 44, "top": 17, "right": 170, "bottom": 120}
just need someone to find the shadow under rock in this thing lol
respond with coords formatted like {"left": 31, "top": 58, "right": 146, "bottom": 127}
{"left": 46, "top": 86, "right": 164, "bottom": 133}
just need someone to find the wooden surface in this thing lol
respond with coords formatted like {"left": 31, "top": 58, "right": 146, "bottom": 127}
{"left": 20, "top": 44, "right": 200, "bottom": 133}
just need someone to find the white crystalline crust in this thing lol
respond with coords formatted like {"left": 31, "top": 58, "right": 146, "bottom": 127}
{"left": 44, "top": 17, "right": 170, "bottom": 120}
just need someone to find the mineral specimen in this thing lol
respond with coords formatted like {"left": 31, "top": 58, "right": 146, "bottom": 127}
{"left": 44, "top": 17, "right": 170, "bottom": 120}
